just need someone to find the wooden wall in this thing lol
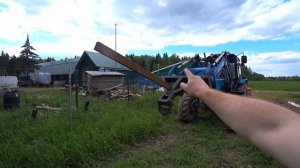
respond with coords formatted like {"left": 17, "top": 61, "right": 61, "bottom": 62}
{"left": 87, "top": 75, "right": 124, "bottom": 92}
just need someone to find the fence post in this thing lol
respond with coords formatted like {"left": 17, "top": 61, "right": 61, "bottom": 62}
{"left": 75, "top": 70, "right": 78, "bottom": 109}
{"left": 127, "top": 79, "right": 130, "bottom": 102}
{"left": 68, "top": 68, "right": 72, "bottom": 128}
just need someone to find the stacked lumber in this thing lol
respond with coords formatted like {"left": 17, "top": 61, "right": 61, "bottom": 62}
{"left": 91, "top": 84, "right": 141, "bottom": 101}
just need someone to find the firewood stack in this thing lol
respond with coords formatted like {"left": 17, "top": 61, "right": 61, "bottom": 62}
{"left": 91, "top": 84, "right": 141, "bottom": 101}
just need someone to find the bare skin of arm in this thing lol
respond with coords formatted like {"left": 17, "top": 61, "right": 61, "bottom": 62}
{"left": 180, "top": 69, "right": 300, "bottom": 168}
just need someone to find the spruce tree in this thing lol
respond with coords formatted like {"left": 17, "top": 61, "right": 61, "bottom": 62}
{"left": 20, "top": 34, "right": 39, "bottom": 59}
{"left": 19, "top": 34, "right": 39, "bottom": 77}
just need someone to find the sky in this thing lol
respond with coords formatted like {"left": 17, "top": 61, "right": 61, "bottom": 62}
{"left": 0, "top": 0, "right": 300, "bottom": 76}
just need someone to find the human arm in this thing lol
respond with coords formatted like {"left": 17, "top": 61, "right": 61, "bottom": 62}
{"left": 180, "top": 69, "right": 300, "bottom": 167}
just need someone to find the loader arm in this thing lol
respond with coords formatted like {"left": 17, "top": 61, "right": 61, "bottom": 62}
{"left": 94, "top": 42, "right": 172, "bottom": 90}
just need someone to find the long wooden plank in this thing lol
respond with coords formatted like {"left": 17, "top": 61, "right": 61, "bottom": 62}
{"left": 94, "top": 42, "right": 172, "bottom": 90}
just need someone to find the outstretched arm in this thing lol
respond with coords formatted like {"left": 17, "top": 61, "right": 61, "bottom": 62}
{"left": 180, "top": 69, "right": 300, "bottom": 167}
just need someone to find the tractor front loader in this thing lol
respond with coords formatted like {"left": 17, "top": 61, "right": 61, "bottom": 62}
{"left": 94, "top": 42, "right": 248, "bottom": 122}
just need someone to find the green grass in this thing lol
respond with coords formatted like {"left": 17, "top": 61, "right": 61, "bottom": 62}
{"left": 249, "top": 81, "right": 300, "bottom": 91}
{"left": 0, "top": 89, "right": 285, "bottom": 167}
{"left": 110, "top": 115, "right": 282, "bottom": 168}
{"left": 0, "top": 90, "right": 174, "bottom": 167}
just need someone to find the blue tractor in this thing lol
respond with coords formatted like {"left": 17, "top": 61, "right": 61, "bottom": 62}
{"left": 94, "top": 42, "right": 248, "bottom": 123}
{"left": 157, "top": 51, "right": 248, "bottom": 122}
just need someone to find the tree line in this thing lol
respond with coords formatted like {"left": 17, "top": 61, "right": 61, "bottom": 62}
{"left": 241, "top": 66, "right": 300, "bottom": 81}
{"left": 125, "top": 53, "right": 182, "bottom": 72}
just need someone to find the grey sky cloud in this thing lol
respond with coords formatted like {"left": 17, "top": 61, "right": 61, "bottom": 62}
{"left": 9, "top": 0, "right": 300, "bottom": 47}
{"left": 113, "top": 0, "right": 246, "bottom": 34}
{"left": 111, "top": 0, "right": 300, "bottom": 47}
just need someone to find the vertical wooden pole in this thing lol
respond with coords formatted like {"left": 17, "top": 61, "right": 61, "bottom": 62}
{"left": 68, "top": 68, "right": 72, "bottom": 128}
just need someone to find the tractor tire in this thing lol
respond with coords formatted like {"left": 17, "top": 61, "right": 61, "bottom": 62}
{"left": 237, "top": 84, "right": 247, "bottom": 96}
{"left": 178, "top": 94, "right": 198, "bottom": 123}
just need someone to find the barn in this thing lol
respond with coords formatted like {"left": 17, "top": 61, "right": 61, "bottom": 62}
{"left": 35, "top": 57, "right": 80, "bottom": 85}
{"left": 85, "top": 71, "right": 124, "bottom": 92}
{"left": 75, "top": 51, "right": 137, "bottom": 86}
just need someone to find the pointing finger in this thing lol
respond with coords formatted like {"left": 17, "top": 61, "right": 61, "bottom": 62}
{"left": 184, "top": 69, "right": 193, "bottom": 78}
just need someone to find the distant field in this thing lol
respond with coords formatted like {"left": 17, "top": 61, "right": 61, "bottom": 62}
{"left": 249, "top": 81, "right": 300, "bottom": 91}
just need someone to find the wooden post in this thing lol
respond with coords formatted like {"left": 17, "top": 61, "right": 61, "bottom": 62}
{"left": 68, "top": 68, "right": 72, "bottom": 128}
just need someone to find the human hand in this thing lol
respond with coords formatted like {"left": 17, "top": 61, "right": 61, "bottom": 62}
{"left": 180, "top": 69, "right": 210, "bottom": 98}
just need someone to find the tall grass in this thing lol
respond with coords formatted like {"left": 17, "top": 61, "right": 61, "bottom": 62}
{"left": 0, "top": 90, "right": 173, "bottom": 167}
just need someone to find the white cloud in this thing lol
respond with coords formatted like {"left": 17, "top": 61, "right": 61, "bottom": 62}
{"left": 177, "top": 52, "right": 196, "bottom": 58}
{"left": 0, "top": 0, "right": 300, "bottom": 74}
{"left": 247, "top": 51, "right": 300, "bottom": 76}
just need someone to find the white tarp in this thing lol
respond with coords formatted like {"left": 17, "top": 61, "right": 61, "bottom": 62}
{"left": 30, "top": 72, "right": 51, "bottom": 85}
{"left": 0, "top": 76, "right": 18, "bottom": 90}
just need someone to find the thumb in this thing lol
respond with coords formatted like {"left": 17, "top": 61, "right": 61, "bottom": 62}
{"left": 180, "top": 82, "right": 187, "bottom": 91}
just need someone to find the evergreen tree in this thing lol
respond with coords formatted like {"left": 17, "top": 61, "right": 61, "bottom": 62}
{"left": 141, "top": 56, "right": 146, "bottom": 68}
{"left": 20, "top": 34, "right": 39, "bottom": 59}
{"left": 19, "top": 34, "right": 40, "bottom": 76}
{"left": 149, "top": 58, "right": 155, "bottom": 71}
{"left": 45, "top": 57, "right": 55, "bottom": 62}
{"left": 0, "top": 51, "right": 10, "bottom": 75}
{"left": 8, "top": 55, "right": 20, "bottom": 76}
{"left": 162, "top": 53, "right": 169, "bottom": 66}
{"left": 155, "top": 53, "right": 161, "bottom": 65}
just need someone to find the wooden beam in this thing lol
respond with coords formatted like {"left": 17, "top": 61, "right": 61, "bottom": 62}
{"left": 94, "top": 42, "right": 172, "bottom": 90}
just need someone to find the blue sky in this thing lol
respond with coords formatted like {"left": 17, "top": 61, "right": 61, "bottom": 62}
{"left": 129, "top": 38, "right": 300, "bottom": 55}
{"left": 0, "top": 0, "right": 300, "bottom": 76}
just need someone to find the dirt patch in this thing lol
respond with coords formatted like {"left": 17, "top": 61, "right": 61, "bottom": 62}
{"left": 131, "top": 133, "right": 179, "bottom": 153}
{"left": 253, "top": 90, "right": 300, "bottom": 113}
{"left": 124, "top": 133, "right": 178, "bottom": 159}
{"left": 218, "top": 148, "right": 243, "bottom": 167}
{"left": 97, "top": 133, "right": 179, "bottom": 167}
{"left": 270, "top": 98, "right": 300, "bottom": 113}
{"left": 270, "top": 98, "right": 287, "bottom": 106}
{"left": 214, "top": 155, "right": 236, "bottom": 168}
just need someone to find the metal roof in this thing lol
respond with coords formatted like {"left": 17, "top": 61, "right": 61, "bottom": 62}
{"left": 35, "top": 57, "right": 80, "bottom": 75}
{"left": 35, "top": 50, "right": 130, "bottom": 76}
{"left": 85, "top": 71, "right": 124, "bottom": 76}
{"left": 84, "top": 51, "right": 128, "bottom": 70}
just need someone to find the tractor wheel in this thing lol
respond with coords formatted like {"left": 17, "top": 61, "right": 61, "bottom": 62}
{"left": 178, "top": 94, "right": 199, "bottom": 123}
{"left": 237, "top": 84, "right": 248, "bottom": 96}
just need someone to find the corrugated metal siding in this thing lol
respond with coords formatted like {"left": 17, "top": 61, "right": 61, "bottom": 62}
{"left": 84, "top": 51, "right": 129, "bottom": 70}
{"left": 36, "top": 58, "right": 80, "bottom": 75}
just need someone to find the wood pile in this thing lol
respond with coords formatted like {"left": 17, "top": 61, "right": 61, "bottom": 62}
{"left": 91, "top": 84, "right": 141, "bottom": 101}
{"left": 35, "top": 104, "right": 61, "bottom": 112}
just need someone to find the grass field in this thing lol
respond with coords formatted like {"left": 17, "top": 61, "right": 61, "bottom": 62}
{"left": 0, "top": 82, "right": 299, "bottom": 167}
{"left": 249, "top": 80, "right": 300, "bottom": 91}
